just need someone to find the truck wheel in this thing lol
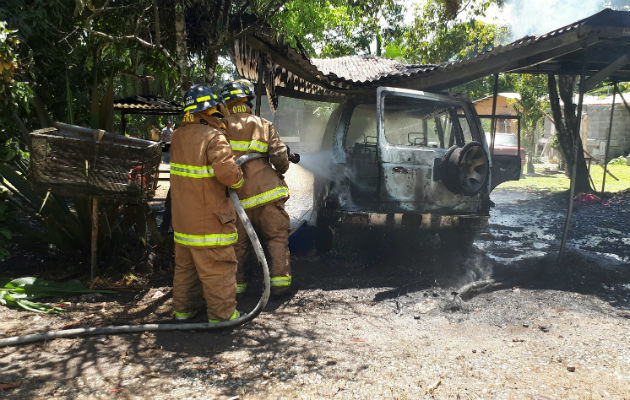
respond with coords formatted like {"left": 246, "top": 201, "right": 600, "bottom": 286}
{"left": 441, "top": 142, "right": 489, "bottom": 196}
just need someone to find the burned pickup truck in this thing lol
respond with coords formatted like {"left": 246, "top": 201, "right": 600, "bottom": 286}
{"left": 314, "top": 87, "right": 521, "bottom": 249}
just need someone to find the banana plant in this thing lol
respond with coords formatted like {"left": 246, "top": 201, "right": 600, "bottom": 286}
{"left": 0, "top": 276, "right": 115, "bottom": 314}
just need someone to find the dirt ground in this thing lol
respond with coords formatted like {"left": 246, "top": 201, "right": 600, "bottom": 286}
{"left": 0, "top": 166, "right": 628, "bottom": 400}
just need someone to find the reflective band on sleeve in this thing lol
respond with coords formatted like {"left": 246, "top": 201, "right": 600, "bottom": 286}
{"left": 229, "top": 140, "right": 268, "bottom": 153}
{"left": 170, "top": 163, "right": 215, "bottom": 178}
{"left": 249, "top": 140, "right": 268, "bottom": 152}
{"left": 184, "top": 105, "right": 197, "bottom": 112}
{"left": 231, "top": 177, "right": 244, "bottom": 189}
{"left": 229, "top": 140, "right": 250, "bottom": 151}
{"left": 230, "top": 89, "right": 242, "bottom": 95}
{"left": 240, "top": 186, "right": 289, "bottom": 209}
{"left": 270, "top": 276, "right": 292, "bottom": 287}
{"left": 174, "top": 231, "right": 238, "bottom": 246}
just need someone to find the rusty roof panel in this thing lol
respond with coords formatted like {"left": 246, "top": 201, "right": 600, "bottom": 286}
{"left": 113, "top": 95, "right": 183, "bottom": 115}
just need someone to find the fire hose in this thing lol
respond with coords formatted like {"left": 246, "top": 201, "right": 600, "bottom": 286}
{"left": 0, "top": 153, "right": 271, "bottom": 347}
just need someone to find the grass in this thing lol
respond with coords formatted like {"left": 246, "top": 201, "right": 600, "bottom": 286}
{"left": 495, "top": 164, "right": 630, "bottom": 193}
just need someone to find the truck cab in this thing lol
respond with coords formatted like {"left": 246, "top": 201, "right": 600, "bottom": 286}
{"left": 314, "top": 87, "right": 521, "bottom": 248}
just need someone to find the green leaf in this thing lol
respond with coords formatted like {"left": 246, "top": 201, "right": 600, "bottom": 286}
{"left": 2, "top": 277, "right": 115, "bottom": 300}
{"left": 0, "top": 226, "right": 11, "bottom": 239}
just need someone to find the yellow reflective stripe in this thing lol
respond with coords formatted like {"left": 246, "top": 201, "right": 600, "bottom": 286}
{"left": 271, "top": 276, "right": 291, "bottom": 287}
{"left": 230, "top": 140, "right": 250, "bottom": 151}
{"left": 174, "top": 231, "right": 238, "bottom": 246}
{"left": 229, "top": 140, "right": 269, "bottom": 153}
{"left": 209, "top": 309, "right": 240, "bottom": 323}
{"left": 236, "top": 283, "right": 247, "bottom": 294}
{"left": 231, "top": 177, "right": 244, "bottom": 189}
{"left": 184, "top": 105, "right": 197, "bottom": 112}
{"left": 240, "top": 186, "right": 289, "bottom": 209}
{"left": 174, "top": 311, "right": 195, "bottom": 318}
{"left": 250, "top": 140, "right": 268, "bottom": 152}
{"left": 196, "top": 94, "right": 217, "bottom": 102}
{"left": 230, "top": 89, "right": 242, "bottom": 95}
{"left": 170, "top": 163, "right": 215, "bottom": 178}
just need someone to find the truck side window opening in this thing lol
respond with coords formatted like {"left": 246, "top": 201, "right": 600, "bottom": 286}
{"left": 344, "top": 104, "right": 377, "bottom": 153}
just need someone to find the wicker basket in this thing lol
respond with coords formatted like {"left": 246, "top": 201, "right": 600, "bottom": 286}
{"left": 29, "top": 122, "right": 161, "bottom": 203}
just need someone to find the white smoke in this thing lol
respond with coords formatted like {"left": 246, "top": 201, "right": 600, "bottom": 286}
{"left": 500, "top": 0, "right": 608, "bottom": 39}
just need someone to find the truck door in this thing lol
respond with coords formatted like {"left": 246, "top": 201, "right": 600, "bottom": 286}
{"left": 376, "top": 87, "right": 490, "bottom": 212}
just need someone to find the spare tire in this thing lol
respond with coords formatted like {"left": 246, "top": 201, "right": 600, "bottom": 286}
{"left": 440, "top": 142, "right": 489, "bottom": 196}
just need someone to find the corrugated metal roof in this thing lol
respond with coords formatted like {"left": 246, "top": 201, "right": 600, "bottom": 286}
{"left": 232, "top": 8, "right": 630, "bottom": 104}
{"left": 312, "top": 55, "right": 435, "bottom": 84}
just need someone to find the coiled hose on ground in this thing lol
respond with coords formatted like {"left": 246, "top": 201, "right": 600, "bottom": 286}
{"left": 0, "top": 153, "right": 270, "bottom": 347}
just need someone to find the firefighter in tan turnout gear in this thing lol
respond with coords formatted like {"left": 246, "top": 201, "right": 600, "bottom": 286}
{"left": 170, "top": 84, "right": 244, "bottom": 323}
{"left": 221, "top": 80, "right": 299, "bottom": 296}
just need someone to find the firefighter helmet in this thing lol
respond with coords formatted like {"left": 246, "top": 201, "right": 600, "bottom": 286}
{"left": 183, "top": 84, "right": 223, "bottom": 114}
{"left": 221, "top": 80, "right": 255, "bottom": 104}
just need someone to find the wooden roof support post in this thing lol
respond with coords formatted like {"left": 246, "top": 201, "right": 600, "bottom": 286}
{"left": 489, "top": 73, "right": 499, "bottom": 154}
{"left": 557, "top": 72, "right": 587, "bottom": 263}
{"left": 601, "top": 82, "right": 617, "bottom": 194}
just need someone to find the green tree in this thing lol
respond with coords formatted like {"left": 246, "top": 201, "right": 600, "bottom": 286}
{"left": 404, "top": 0, "right": 508, "bottom": 63}
{"left": 511, "top": 74, "right": 548, "bottom": 174}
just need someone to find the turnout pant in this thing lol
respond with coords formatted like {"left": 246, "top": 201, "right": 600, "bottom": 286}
{"left": 173, "top": 243, "right": 237, "bottom": 320}
{"left": 234, "top": 200, "right": 290, "bottom": 283}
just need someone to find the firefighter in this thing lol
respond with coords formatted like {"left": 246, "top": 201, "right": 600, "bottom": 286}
{"left": 170, "top": 84, "right": 244, "bottom": 323}
{"left": 221, "top": 80, "right": 299, "bottom": 297}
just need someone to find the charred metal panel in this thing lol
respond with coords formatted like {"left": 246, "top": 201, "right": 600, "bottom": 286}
{"left": 490, "top": 154, "right": 522, "bottom": 190}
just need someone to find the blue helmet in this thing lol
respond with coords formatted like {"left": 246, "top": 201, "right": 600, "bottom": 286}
{"left": 183, "top": 84, "right": 223, "bottom": 114}
{"left": 221, "top": 80, "right": 255, "bottom": 104}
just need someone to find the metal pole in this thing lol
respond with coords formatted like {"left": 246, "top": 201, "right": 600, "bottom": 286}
{"left": 90, "top": 197, "right": 99, "bottom": 285}
{"left": 517, "top": 116, "right": 521, "bottom": 164}
{"left": 489, "top": 73, "right": 499, "bottom": 154}
{"left": 601, "top": 83, "right": 617, "bottom": 194}
{"left": 558, "top": 74, "right": 586, "bottom": 263}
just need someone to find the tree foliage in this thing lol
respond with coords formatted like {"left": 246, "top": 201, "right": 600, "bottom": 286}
{"left": 403, "top": 0, "right": 507, "bottom": 63}
{"left": 270, "top": 0, "right": 404, "bottom": 57}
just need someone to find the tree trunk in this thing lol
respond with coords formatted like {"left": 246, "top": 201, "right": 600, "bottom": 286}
{"left": 153, "top": 0, "right": 161, "bottom": 45}
{"left": 526, "top": 129, "right": 535, "bottom": 175}
{"left": 11, "top": 110, "right": 29, "bottom": 143}
{"left": 547, "top": 74, "right": 592, "bottom": 193}
{"left": 89, "top": 46, "right": 102, "bottom": 129}
{"left": 204, "top": 50, "right": 219, "bottom": 85}
{"left": 174, "top": 1, "right": 190, "bottom": 92}
{"left": 32, "top": 95, "right": 50, "bottom": 128}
